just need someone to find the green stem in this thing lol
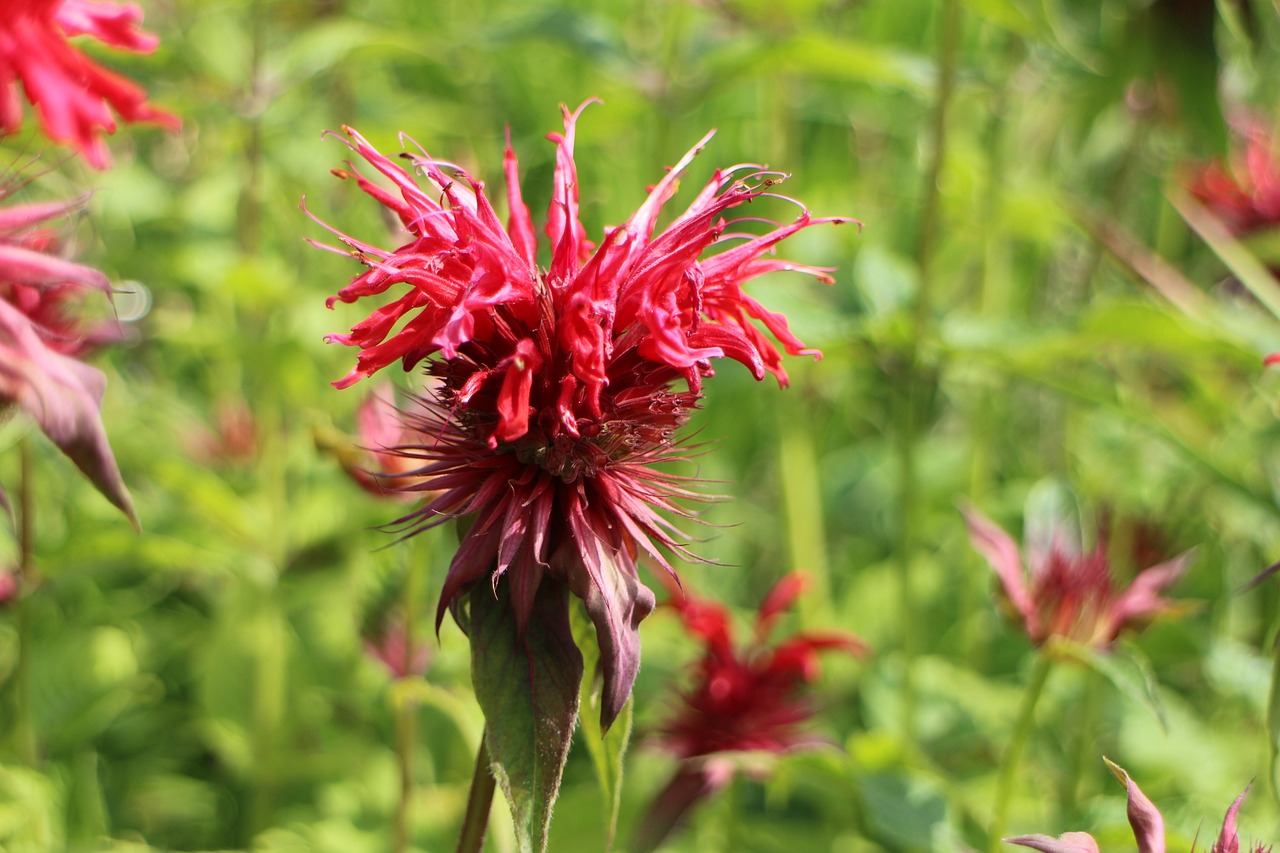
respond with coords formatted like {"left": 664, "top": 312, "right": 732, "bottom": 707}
{"left": 896, "top": 0, "right": 961, "bottom": 745}
{"left": 455, "top": 736, "right": 496, "bottom": 853}
{"left": 1061, "top": 668, "right": 1100, "bottom": 820}
{"left": 12, "top": 437, "right": 37, "bottom": 765}
{"left": 990, "top": 655, "right": 1053, "bottom": 852}
{"left": 394, "top": 540, "right": 425, "bottom": 853}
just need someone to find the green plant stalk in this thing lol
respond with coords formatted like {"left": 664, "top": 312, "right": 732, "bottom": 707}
{"left": 777, "top": 401, "right": 832, "bottom": 625}
{"left": 1061, "top": 668, "right": 1100, "bottom": 819}
{"left": 394, "top": 540, "right": 425, "bottom": 853}
{"left": 896, "top": 0, "right": 961, "bottom": 743}
{"left": 456, "top": 736, "right": 496, "bottom": 853}
{"left": 12, "top": 437, "right": 38, "bottom": 765}
{"left": 990, "top": 654, "right": 1052, "bottom": 853}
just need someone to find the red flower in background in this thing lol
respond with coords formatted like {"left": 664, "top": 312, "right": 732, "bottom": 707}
{"left": 313, "top": 102, "right": 854, "bottom": 726}
{"left": 0, "top": 182, "right": 134, "bottom": 523}
{"left": 963, "top": 507, "right": 1190, "bottom": 649}
{"left": 656, "top": 572, "right": 868, "bottom": 757}
{"left": 1008, "top": 760, "right": 1267, "bottom": 853}
{"left": 0, "top": 0, "right": 179, "bottom": 168}
{"left": 1187, "top": 124, "right": 1280, "bottom": 237}
{"left": 632, "top": 573, "right": 867, "bottom": 852}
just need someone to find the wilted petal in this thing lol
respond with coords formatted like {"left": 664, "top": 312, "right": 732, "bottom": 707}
{"left": 1005, "top": 833, "right": 1101, "bottom": 853}
{"left": 0, "top": 299, "right": 134, "bottom": 525}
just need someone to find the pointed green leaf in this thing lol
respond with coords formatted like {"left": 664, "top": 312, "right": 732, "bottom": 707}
{"left": 571, "top": 601, "right": 632, "bottom": 851}
{"left": 468, "top": 578, "right": 583, "bottom": 853}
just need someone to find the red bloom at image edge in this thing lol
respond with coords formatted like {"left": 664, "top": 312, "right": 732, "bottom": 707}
{"left": 1007, "top": 760, "right": 1269, "bottom": 853}
{"left": 0, "top": 0, "right": 180, "bottom": 168}
{"left": 0, "top": 180, "right": 135, "bottom": 523}
{"left": 311, "top": 101, "right": 857, "bottom": 727}
{"left": 1186, "top": 123, "right": 1280, "bottom": 238}
{"left": 631, "top": 572, "right": 867, "bottom": 852}
{"left": 963, "top": 506, "right": 1190, "bottom": 649}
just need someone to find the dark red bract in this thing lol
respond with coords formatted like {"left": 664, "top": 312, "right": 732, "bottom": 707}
{"left": 314, "top": 103, "right": 854, "bottom": 725}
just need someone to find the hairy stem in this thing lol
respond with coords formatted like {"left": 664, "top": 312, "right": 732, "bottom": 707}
{"left": 456, "top": 735, "right": 496, "bottom": 853}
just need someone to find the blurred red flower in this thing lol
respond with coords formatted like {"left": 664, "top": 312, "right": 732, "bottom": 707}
{"left": 313, "top": 102, "right": 854, "bottom": 726}
{"left": 0, "top": 183, "right": 134, "bottom": 522}
{"left": 1008, "top": 760, "right": 1267, "bottom": 853}
{"left": 633, "top": 572, "right": 867, "bottom": 851}
{"left": 0, "top": 0, "right": 179, "bottom": 168}
{"left": 656, "top": 572, "right": 868, "bottom": 757}
{"left": 1186, "top": 124, "right": 1280, "bottom": 237}
{"left": 964, "top": 507, "right": 1190, "bottom": 649}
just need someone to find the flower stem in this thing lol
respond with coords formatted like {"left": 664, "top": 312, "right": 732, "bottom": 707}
{"left": 990, "top": 654, "right": 1052, "bottom": 853}
{"left": 394, "top": 540, "right": 425, "bottom": 853}
{"left": 12, "top": 437, "right": 38, "bottom": 765}
{"left": 896, "top": 0, "right": 961, "bottom": 745}
{"left": 455, "top": 735, "right": 496, "bottom": 853}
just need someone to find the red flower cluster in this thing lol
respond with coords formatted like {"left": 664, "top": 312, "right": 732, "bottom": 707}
{"left": 964, "top": 507, "right": 1189, "bottom": 649}
{"left": 1187, "top": 125, "right": 1280, "bottom": 238}
{"left": 0, "top": 181, "right": 133, "bottom": 522}
{"left": 655, "top": 572, "right": 868, "bottom": 758}
{"left": 632, "top": 573, "right": 866, "bottom": 852}
{"left": 0, "top": 0, "right": 179, "bottom": 168}
{"left": 314, "top": 103, "right": 852, "bottom": 725}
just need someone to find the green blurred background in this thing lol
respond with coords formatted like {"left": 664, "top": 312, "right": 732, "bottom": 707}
{"left": 5, "top": 0, "right": 1280, "bottom": 849}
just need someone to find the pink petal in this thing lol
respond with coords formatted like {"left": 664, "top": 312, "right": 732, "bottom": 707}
{"left": 1105, "top": 760, "right": 1165, "bottom": 853}
{"left": 962, "top": 505, "right": 1037, "bottom": 636}
{"left": 1005, "top": 833, "right": 1101, "bottom": 853}
{"left": 0, "top": 298, "right": 135, "bottom": 526}
{"left": 1103, "top": 550, "right": 1192, "bottom": 641}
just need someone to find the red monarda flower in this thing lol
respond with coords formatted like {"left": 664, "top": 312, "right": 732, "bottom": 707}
{"left": 656, "top": 571, "right": 868, "bottom": 758}
{"left": 632, "top": 573, "right": 866, "bottom": 852}
{"left": 314, "top": 103, "right": 853, "bottom": 725}
{"left": 0, "top": 0, "right": 179, "bottom": 168}
{"left": 0, "top": 181, "right": 134, "bottom": 522}
{"left": 964, "top": 507, "right": 1190, "bottom": 649}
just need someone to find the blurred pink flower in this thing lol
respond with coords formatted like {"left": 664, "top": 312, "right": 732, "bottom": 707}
{"left": 346, "top": 386, "right": 431, "bottom": 500}
{"left": 364, "top": 618, "right": 430, "bottom": 680}
{"left": 312, "top": 102, "right": 854, "bottom": 727}
{"left": 1186, "top": 124, "right": 1280, "bottom": 237}
{"left": 0, "top": 0, "right": 179, "bottom": 168}
{"left": 1008, "top": 761, "right": 1267, "bottom": 853}
{"left": 0, "top": 183, "right": 134, "bottom": 523}
{"left": 0, "top": 569, "right": 17, "bottom": 604}
{"left": 963, "top": 507, "right": 1190, "bottom": 649}
{"left": 633, "top": 573, "right": 867, "bottom": 852}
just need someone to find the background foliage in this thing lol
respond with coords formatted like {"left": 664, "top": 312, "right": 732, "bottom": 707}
{"left": 4, "top": 0, "right": 1280, "bottom": 850}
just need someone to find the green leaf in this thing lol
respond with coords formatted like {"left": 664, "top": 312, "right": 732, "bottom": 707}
{"left": 468, "top": 578, "right": 584, "bottom": 853}
{"left": 1047, "top": 638, "right": 1167, "bottom": 731}
{"left": 571, "top": 601, "right": 632, "bottom": 852}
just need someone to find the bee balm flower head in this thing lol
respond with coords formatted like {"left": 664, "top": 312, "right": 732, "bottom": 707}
{"left": 0, "top": 0, "right": 179, "bottom": 168}
{"left": 313, "top": 102, "right": 855, "bottom": 727}
{"left": 964, "top": 506, "right": 1190, "bottom": 649}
